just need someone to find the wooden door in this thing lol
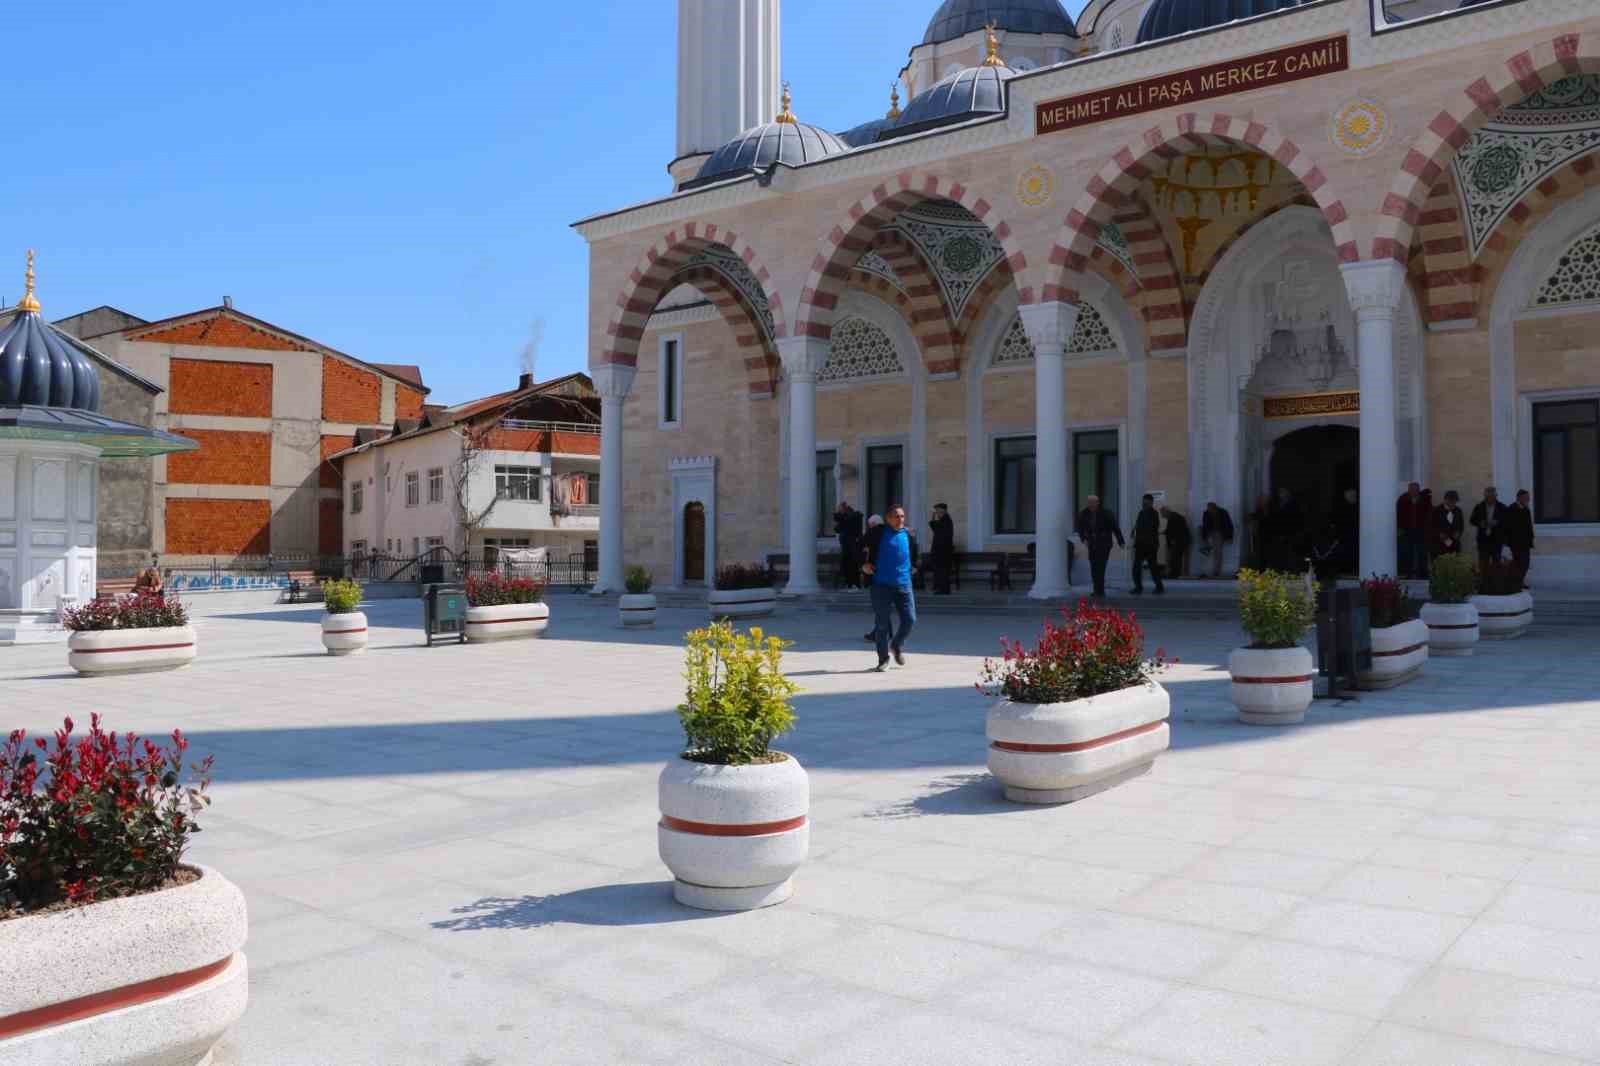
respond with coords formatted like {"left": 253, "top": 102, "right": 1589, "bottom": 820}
{"left": 683, "top": 502, "right": 706, "bottom": 582}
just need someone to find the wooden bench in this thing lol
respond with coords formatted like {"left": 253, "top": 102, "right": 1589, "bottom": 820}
{"left": 95, "top": 577, "right": 138, "bottom": 602}
{"left": 765, "top": 553, "right": 842, "bottom": 588}
{"left": 282, "top": 570, "right": 319, "bottom": 603}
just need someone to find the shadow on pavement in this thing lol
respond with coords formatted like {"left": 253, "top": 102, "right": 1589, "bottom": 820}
{"left": 431, "top": 881, "right": 715, "bottom": 931}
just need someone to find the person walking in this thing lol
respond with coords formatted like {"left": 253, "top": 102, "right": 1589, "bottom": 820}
{"left": 1131, "top": 494, "right": 1165, "bottom": 595}
{"left": 1159, "top": 503, "right": 1190, "bottom": 579}
{"left": 862, "top": 505, "right": 918, "bottom": 671}
{"left": 1199, "top": 502, "right": 1234, "bottom": 578}
{"left": 1396, "top": 482, "right": 1432, "bottom": 579}
{"left": 860, "top": 514, "right": 883, "bottom": 642}
{"left": 1470, "top": 487, "right": 1509, "bottom": 569}
{"left": 928, "top": 503, "right": 955, "bottom": 595}
{"left": 1505, "top": 489, "right": 1535, "bottom": 586}
{"left": 1076, "top": 495, "right": 1125, "bottom": 597}
{"left": 834, "top": 500, "right": 864, "bottom": 590}
{"left": 1431, "top": 491, "right": 1465, "bottom": 559}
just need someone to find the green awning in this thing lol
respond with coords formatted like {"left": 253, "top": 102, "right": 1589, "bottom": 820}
{"left": 0, "top": 406, "right": 197, "bottom": 458}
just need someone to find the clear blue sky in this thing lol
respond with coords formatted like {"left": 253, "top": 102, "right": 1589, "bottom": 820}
{"left": 9, "top": 1, "right": 1084, "bottom": 405}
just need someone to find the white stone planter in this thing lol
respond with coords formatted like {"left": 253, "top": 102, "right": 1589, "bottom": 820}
{"left": 708, "top": 587, "right": 776, "bottom": 620}
{"left": 0, "top": 865, "right": 248, "bottom": 1066}
{"left": 1229, "top": 645, "right": 1315, "bottom": 726}
{"left": 464, "top": 602, "right": 549, "bottom": 642}
{"left": 67, "top": 626, "right": 197, "bottom": 676}
{"left": 1470, "top": 591, "right": 1532, "bottom": 640}
{"left": 1357, "top": 618, "right": 1429, "bottom": 690}
{"left": 658, "top": 754, "right": 808, "bottom": 911}
{"left": 320, "top": 610, "right": 368, "bottom": 656}
{"left": 619, "top": 593, "right": 657, "bottom": 628}
{"left": 985, "top": 682, "right": 1170, "bottom": 804}
{"left": 1421, "top": 601, "right": 1479, "bottom": 656}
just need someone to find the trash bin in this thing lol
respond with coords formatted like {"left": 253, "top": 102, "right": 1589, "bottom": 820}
{"left": 424, "top": 583, "right": 467, "bottom": 647}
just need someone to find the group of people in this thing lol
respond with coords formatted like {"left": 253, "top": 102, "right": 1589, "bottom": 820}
{"left": 1074, "top": 495, "right": 1227, "bottom": 596}
{"left": 1396, "top": 483, "right": 1535, "bottom": 582}
{"left": 830, "top": 501, "right": 920, "bottom": 673}
{"left": 833, "top": 500, "right": 957, "bottom": 596}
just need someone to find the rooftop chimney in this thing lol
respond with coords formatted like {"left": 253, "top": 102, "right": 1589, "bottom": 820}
{"left": 223, "top": 295, "right": 233, "bottom": 309}
{"left": 518, "top": 372, "right": 535, "bottom": 390}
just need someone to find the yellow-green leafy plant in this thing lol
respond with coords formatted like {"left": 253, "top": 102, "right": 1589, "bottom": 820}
{"left": 1236, "top": 568, "right": 1318, "bottom": 649}
{"left": 624, "top": 566, "right": 653, "bottom": 594}
{"left": 321, "top": 578, "right": 363, "bottom": 615}
{"left": 1429, "top": 552, "right": 1476, "bottom": 604}
{"left": 677, "top": 622, "right": 799, "bottom": 765}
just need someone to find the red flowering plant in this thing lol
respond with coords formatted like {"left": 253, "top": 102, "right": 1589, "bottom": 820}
{"left": 979, "top": 599, "right": 1173, "bottom": 704}
{"left": 1361, "top": 574, "right": 1420, "bottom": 629}
{"left": 62, "top": 591, "right": 188, "bottom": 632}
{"left": 465, "top": 572, "right": 546, "bottom": 607}
{"left": 0, "top": 715, "right": 213, "bottom": 918}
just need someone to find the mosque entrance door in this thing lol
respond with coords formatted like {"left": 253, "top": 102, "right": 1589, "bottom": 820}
{"left": 1268, "top": 425, "right": 1359, "bottom": 570}
{"left": 683, "top": 502, "right": 705, "bottom": 583}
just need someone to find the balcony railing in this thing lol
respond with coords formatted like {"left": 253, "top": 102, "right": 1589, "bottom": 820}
{"left": 499, "top": 419, "right": 600, "bottom": 435}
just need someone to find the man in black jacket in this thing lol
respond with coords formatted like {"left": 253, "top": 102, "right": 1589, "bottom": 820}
{"left": 1505, "top": 489, "right": 1536, "bottom": 585}
{"left": 1160, "top": 503, "right": 1191, "bottom": 578}
{"left": 1131, "top": 494, "right": 1165, "bottom": 595}
{"left": 1469, "top": 487, "right": 1509, "bottom": 569}
{"left": 1075, "top": 495, "right": 1125, "bottom": 597}
{"left": 834, "top": 501, "right": 864, "bottom": 590}
{"left": 927, "top": 503, "right": 955, "bottom": 594}
{"left": 1199, "top": 502, "right": 1234, "bottom": 578}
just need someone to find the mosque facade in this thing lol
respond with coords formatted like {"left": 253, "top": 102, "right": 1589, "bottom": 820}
{"left": 576, "top": 0, "right": 1600, "bottom": 595}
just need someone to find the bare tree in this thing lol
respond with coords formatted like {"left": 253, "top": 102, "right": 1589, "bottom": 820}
{"left": 453, "top": 422, "right": 500, "bottom": 559}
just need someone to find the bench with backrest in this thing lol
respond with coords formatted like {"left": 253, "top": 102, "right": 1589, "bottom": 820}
{"left": 282, "top": 569, "right": 320, "bottom": 603}
{"left": 764, "top": 552, "right": 843, "bottom": 588}
{"left": 95, "top": 577, "right": 139, "bottom": 602}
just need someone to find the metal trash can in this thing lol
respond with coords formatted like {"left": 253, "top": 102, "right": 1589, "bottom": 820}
{"left": 424, "top": 583, "right": 467, "bottom": 647}
{"left": 420, "top": 563, "right": 444, "bottom": 584}
{"left": 1315, "top": 584, "right": 1372, "bottom": 696}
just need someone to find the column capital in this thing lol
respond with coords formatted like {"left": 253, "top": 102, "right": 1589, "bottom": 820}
{"left": 590, "top": 362, "right": 637, "bottom": 401}
{"left": 778, "top": 336, "right": 829, "bottom": 381}
{"left": 1018, "top": 301, "right": 1080, "bottom": 353}
{"left": 1339, "top": 260, "right": 1407, "bottom": 321}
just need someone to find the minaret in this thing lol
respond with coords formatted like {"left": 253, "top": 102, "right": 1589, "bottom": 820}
{"left": 672, "top": 0, "right": 781, "bottom": 190}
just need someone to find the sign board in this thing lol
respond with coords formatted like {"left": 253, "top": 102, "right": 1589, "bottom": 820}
{"left": 1263, "top": 391, "right": 1360, "bottom": 420}
{"left": 1036, "top": 35, "right": 1349, "bottom": 136}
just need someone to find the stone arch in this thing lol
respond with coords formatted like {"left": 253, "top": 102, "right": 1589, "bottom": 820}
{"left": 599, "top": 222, "right": 788, "bottom": 398}
{"left": 1373, "top": 31, "right": 1596, "bottom": 261}
{"left": 869, "top": 231, "right": 962, "bottom": 377}
{"left": 1469, "top": 153, "right": 1600, "bottom": 319}
{"left": 793, "top": 171, "right": 1031, "bottom": 374}
{"left": 1046, "top": 112, "right": 1357, "bottom": 305}
{"left": 665, "top": 265, "right": 781, "bottom": 396}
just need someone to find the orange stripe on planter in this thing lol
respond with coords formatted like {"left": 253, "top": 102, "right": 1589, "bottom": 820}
{"left": 325, "top": 627, "right": 368, "bottom": 635}
{"left": 659, "top": 814, "right": 807, "bottom": 837}
{"left": 1232, "top": 674, "right": 1315, "bottom": 684}
{"left": 471, "top": 617, "right": 544, "bottom": 625}
{"left": 1372, "top": 642, "right": 1425, "bottom": 657}
{"left": 0, "top": 955, "right": 232, "bottom": 1039}
{"left": 1427, "top": 623, "right": 1478, "bottom": 630}
{"left": 1478, "top": 609, "right": 1530, "bottom": 618}
{"left": 73, "top": 642, "right": 195, "bottom": 654}
{"left": 990, "top": 719, "right": 1167, "bottom": 754}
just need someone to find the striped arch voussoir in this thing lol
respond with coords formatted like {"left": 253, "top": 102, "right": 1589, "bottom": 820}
{"left": 871, "top": 231, "right": 961, "bottom": 377}
{"left": 1375, "top": 32, "right": 1598, "bottom": 263}
{"left": 600, "top": 223, "right": 787, "bottom": 399}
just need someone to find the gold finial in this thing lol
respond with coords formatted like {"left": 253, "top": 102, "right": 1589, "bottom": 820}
{"left": 18, "top": 249, "right": 40, "bottom": 314}
{"left": 775, "top": 82, "right": 797, "bottom": 124}
{"left": 887, "top": 82, "right": 902, "bottom": 121}
{"left": 982, "top": 22, "right": 1006, "bottom": 67}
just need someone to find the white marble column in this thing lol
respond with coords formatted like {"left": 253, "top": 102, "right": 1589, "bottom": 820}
{"left": 778, "top": 337, "right": 826, "bottom": 596}
{"left": 1019, "top": 302, "right": 1078, "bottom": 600}
{"left": 591, "top": 363, "right": 636, "bottom": 595}
{"left": 1341, "top": 260, "right": 1406, "bottom": 581}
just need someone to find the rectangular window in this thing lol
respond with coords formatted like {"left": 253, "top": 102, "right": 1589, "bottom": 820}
{"left": 405, "top": 471, "right": 420, "bottom": 507}
{"left": 1074, "top": 430, "right": 1121, "bottom": 521}
{"left": 1534, "top": 399, "right": 1600, "bottom": 523}
{"left": 494, "top": 465, "right": 541, "bottom": 501}
{"left": 661, "top": 337, "right": 682, "bottom": 426}
{"left": 866, "top": 444, "right": 904, "bottom": 521}
{"left": 412, "top": 536, "right": 420, "bottom": 556}
{"left": 994, "top": 436, "right": 1037, "bottom": 535}
{"left": 816, "top": 450, "right": 838, "bottom": 537}
{"left": 585, "top": 472, "right": 600, "bottom": 505}
{"left": 351, "top": 540, "right": 367, "bottom": 557}
{"left": 428, "top": 467, "right": 444, "bottom": 504}
{"left": 425, "top": 536, "right": 444, "bottom": 551}
{"left": 350, "top": 480, "right": 363, "bottom": 515}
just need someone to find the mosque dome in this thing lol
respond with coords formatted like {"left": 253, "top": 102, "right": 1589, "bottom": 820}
{"left": 685, "top": 85, "right": 847, "bottom": 190}
{"left": 1137, "top": 0, "right": 1314, "bottom": 44}
{"left": 922, "top": 0, "right": 1077, "bottom": 45}
{"left": 888, "top": 27, "right": 1016, "bottom": 140}
{"left": 0, "top": 254, "right": 100, "bottom": 413}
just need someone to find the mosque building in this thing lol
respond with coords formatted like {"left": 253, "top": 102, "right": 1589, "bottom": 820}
{"left": 575, "top": 0, "right": 1600, "bottom": 595}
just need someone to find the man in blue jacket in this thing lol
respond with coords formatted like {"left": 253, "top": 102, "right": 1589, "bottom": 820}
{"left": 861, "top": 504, "right": 918, "bottom": 672}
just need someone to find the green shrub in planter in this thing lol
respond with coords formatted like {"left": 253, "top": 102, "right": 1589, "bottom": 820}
{"left": 677, "top": 622, "right": 798, "bottom": 765}
{"left": 1429, "top": 553, "right": 1476, "bottom": 604}
{"left": 321, "top": 578, "right": 363, "bottom": 615}
{"left": 624, "top": 566, "right": 654, "bottom": 594}
{"left": 1237, "top": 568, "right": 1318, "bottom": 649}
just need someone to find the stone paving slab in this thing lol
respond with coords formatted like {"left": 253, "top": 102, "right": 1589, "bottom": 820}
{"left": 3, "top": 594, "right": 1599, "bottom": 1065}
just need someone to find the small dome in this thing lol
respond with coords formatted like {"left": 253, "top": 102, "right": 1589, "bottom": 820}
{"left": 1, "top": 256, "right": 100, "bottom": 413}
{"left": 685, "top": 86, "right": 847, "bottom": 190}
{"left": 887, "top": 62, "right": 1014, "bottom": 140}
{"left": 1137, "top": 0, "right": 1314, "bottom": 44}
{"left": 839, "top": 117, "right": 895, "bottom": 148}
{"left": 922, "top": 0, "right": 1077, "bottom": 45}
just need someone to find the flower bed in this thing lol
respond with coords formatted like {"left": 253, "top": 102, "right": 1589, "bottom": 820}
{"left": 620, "top": 566, "right": 656, "bottom": 628}
{"left": 62, "top": 593, "right": 196, "bottom": 676}
{"left": 1472, "top": 561, "right": 1532, "bottom": 640}
{"left": 464, "top": 573, "right": 549, "bottom": 642}
{"left": 1357, "top": 575, "right": 1427, "bottom": 690}
{"left": 1230, "top": 569, "right": 1317, "bottom": 725}
{"left": 709, "top": 563, "right": 776, "bottom": 620}
{"left": 1423, "top": 553, "right": 1479, "bottom": 656}
{"left": 320, "top": 578, "right": 368, "bottom": 656}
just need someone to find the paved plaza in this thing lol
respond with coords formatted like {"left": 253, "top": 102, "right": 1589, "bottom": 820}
{"left": 4, "top": 594, "right": 1600, "bottom": 1065}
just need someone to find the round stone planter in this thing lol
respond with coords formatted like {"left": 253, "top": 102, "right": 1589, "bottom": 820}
{"left": 0, "top": 865, "right": 248, "bottom": 1066}
{"left": 985, "top": 682, "right": 1170, "bottom": 805}
{"left": 67, "top": 626, "right": 197, "bottom": 676}
{"left": 1421, "top": 601, "right": 1479, "bottom": 656}
{"left": 619, "top": 593, "right": 657, "bottom": 628}
{"left": 1357, "top": 618, "right": 1429, "bottom": 690}
{"left": 657, "top": 754, "right": 808, "bottom": 912}
{"left": 708, "top": 587, "right": 777, "bottom": 621}
{"left": 1229, "top": 645, "right": 1315, "bottom": 726}
{"left": 320, "top": 610, "right": 368, "bottom": 656}
{"left": 1470, "top": 591, "right": 1532, "bottom": 640}
{"left": 464, "top": 602, "right": 549, "bottom": 642}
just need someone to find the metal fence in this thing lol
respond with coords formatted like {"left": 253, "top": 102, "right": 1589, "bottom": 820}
{"left": 139, "top": 547, "right": 598, "bottom": 592}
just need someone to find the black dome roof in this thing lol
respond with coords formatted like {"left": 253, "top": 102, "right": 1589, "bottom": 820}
{"left": 887, "top": 63, "right": 1014, "bottom": 140}
{"left": 1137, "top": 0, "right": 1313, "bottom": 44}
{"left": 685, "top": 96, "right": 848, "bottom": 191}
{"left": 0, "top": 307, "right": 101, "bottom": 414}
{"left": 922, "top": 0, "right": 1077, "bottom": 45}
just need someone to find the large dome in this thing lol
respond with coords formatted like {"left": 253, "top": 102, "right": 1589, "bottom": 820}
{"left": 685, "top": 88, "right": 847, "bottom": 190}
{"left": 922, "top": 0, "right": 1077, "bottom": 45}
{"left": 1137, "top": 0, "right": 1314, "bottom": 44}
